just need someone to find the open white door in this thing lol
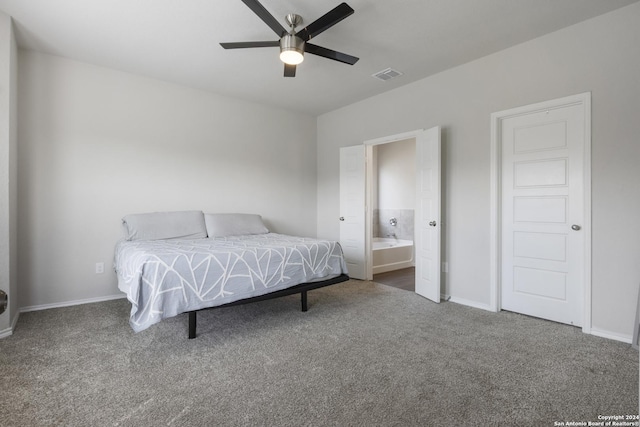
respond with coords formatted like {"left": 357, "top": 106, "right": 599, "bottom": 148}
{"left": 415, "top": 127, "right": 441, "bottom": 302}
{"left": 339, "top": 145, "right": 367, "bottom": 279}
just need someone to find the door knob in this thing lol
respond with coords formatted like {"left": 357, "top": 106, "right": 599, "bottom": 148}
{"left": 339, "top": 217, "right": 345, "bottom": 221}
{"left": 571, "top": 224, "right": 581, "bottom": 231}
{"left": 429, "top": 221, "right": 437, "bottom": 227}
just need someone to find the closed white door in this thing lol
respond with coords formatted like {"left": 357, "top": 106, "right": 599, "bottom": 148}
{"left": 500, "top": 100, "right": 586, "bottom": 326}
{"left": 414, "top": 127, "right": 441, "bottom": 303}
{"left": 339, "top": 145, "right": 366, "bottom": 279}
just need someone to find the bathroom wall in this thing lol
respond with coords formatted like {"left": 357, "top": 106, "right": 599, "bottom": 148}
{"left": 373, "top": 138, "right": 416, "bottom": 240}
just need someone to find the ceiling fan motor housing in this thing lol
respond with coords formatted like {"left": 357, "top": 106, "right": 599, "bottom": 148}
{"left": 280, "top": 34, "right": 305, "bottom": 53}
{"left": 280, "top": 34, "right": 305, "bottom": 65}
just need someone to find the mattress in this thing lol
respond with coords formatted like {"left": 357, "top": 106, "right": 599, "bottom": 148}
{"left": 114, "top": 233, "right": 348, "bottom": 332}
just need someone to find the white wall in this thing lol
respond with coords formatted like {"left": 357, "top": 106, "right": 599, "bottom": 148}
{"left": 317, "top": 3, "right": 640, "bottom": 340}
{"left": 0, "top": 12, "right": 18, "bottom": 337}
{"left": 376, "top": 138, "right": 415, "bottom": 210}
{"left": 18, "top": 51, "right": 317, "bottom": 309}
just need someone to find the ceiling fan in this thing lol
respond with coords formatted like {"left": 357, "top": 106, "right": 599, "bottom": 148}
{"left": 220, "top": 0, "right": 359, "bottom": 77}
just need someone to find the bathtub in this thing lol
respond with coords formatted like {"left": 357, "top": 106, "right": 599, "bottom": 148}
{"left": 372, "top": 237, "right": 414, "bottom": 274}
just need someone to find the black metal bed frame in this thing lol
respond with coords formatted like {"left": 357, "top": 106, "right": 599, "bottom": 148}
{"left": 187, "top": 273, "right": 349, "bottom": 339}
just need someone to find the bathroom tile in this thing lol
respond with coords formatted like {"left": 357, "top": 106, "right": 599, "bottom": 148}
{"left": 376, "top": 209, "right": 414, "bottom": 240}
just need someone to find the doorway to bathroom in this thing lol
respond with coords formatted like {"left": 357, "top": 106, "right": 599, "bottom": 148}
{"left": 359, "top": 127, "right": 441, "bottom": 302}
{"left": 369, "top": 137, "right": 417, "bottom": 287}
{"left": 339, "top": 127, "right": 441, "bottom": 301}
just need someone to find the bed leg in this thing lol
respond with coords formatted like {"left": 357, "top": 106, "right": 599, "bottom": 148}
{"left": 188, "top": 311, "right": 197, "bottom": 339}
{"left": 301, "top": 291, "right": 308, "bottom": 312}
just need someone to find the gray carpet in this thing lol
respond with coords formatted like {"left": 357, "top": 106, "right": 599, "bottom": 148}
{"left": 1, "top": 280, "right": 637, "bottom": 426}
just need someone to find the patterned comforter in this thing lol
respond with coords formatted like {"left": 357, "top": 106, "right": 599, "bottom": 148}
{"left": 114, "top": 233, "right": 348, "bottom": 332}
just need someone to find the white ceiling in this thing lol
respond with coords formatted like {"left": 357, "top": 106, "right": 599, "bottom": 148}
{"left": 1, "top": 0, "right": 638, "bottom": 115}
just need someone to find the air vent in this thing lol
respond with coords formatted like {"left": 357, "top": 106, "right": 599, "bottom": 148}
{"left": 371, "top": 68, "right": 403, "bottom": 81}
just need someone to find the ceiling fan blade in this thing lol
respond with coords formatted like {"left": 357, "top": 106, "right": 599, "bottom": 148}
{"left": 296, "top": 2, "right": 354, "bottom": 41}
{"left": 306, "top": 43, "right": 359, "bottom": 65}
{"left": 284, "top": 63, "right": 297, "bottom": 77}
{"left": 241, "top": 0, "right": 288, "bottom": 37}
{"left": 220, "top": 41, "right": 279, "bottom": 49}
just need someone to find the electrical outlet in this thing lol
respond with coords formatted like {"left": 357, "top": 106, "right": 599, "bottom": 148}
{"left": 95, "top": 262, "right": 104, "bottom": 274}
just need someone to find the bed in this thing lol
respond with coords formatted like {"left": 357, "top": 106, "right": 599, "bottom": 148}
{"left": 114, "top": 211, "right": 349, "bottom": 338}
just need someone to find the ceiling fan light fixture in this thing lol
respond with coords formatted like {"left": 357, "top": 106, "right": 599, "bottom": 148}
{"left": 280, "top": 34, "right": 305, "bottom": 65}
{"left": 220, "top": 1, "right": 359, "bottom": 77}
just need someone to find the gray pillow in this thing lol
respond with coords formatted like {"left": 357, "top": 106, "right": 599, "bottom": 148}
{"left": 204, "top": 213, "right": 269, "bottom": 237}
{"left": 122, "top": 211, "right": 207, "bottom": 241}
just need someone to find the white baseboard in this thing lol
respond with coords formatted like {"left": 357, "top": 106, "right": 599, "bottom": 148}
{"left": 448, "top": 297, "right": 633, "bottom": 344}
{"left": 448, "top": 296, "right": 494, "bottom": 312}
{"left": 0, "top": 311, "right": 21, "bottom": 339}
{"left": 0, "top": 327, "right": 12, "bottom": 339}
{"left": 589, "top": 327, "right": 632, "bottom": 344}
{"left": 20, "top": 293, "right": 126, "bottom": 313}
{"left": 10, "top": 293, "right": 635, "bottom": 345}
